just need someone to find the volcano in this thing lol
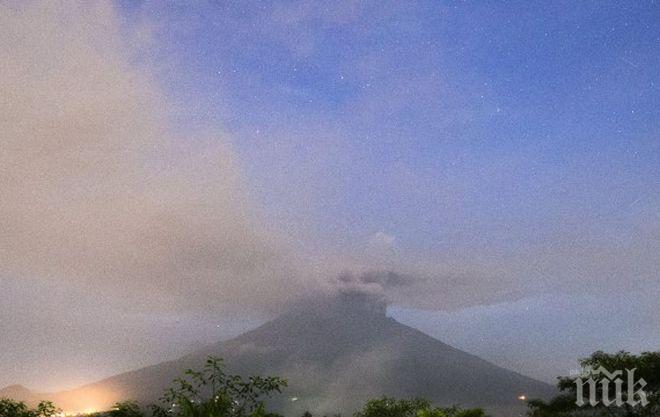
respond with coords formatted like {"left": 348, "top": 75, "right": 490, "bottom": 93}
{"left": 1, "top": 292, "right": 555, "bottom": 416}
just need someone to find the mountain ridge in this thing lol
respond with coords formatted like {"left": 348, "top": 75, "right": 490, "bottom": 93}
{"left": 1, "top": 293, "right": 555, "bottom": 416}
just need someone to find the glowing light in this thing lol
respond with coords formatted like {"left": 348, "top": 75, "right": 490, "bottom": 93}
{"left": 60, "top": 408, "right": 100, "bottom": 416}
{"left": 518, "top": 395, "right": 527, "bottom": 401}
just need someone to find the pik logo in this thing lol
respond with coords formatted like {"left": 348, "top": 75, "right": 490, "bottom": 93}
{"left": 573, "top": 366, "right": 649, "bottom": 408}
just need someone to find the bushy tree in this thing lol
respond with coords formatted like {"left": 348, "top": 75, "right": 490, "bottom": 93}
{"left": 353, "top": 397, "right": 487, "bottom": 417}
{"left": 150, "top": 356, "right": 286, "bottom": 417}
{"left": 100, "top": 401, "right": 144, "bottom": 417}
{"left": 0, "top": 399, "right": 60, "bottom": 417}
{"left": 528, "top": 351, "right": 660, "bottom": 417}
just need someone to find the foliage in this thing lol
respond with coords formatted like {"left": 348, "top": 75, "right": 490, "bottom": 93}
{"left": 150, "top": 356, "right": 287, "bottom": 417}
{"left": 353, "top": 397, "right": 487, "bottom": 417}
{"left": 527, "top": 351, "right": 660, "bottom": 417}
{"left": 2, "top": 358, "right": 493, "bottom": 417}
{"left": 0, "top": 399, "right": 60, "bottom": 417}
{"left": 92, "top": 401, "right": 145, "bottom": 417}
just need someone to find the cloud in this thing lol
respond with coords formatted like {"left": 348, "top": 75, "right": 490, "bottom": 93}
{"left": 0, "top": 2, "right": 311, "bottom": 314}
{"left": 367, "top": 231, "right": 396, "bottom": 252}
{"left": 332, "top": 270, "right": 414, "bottom": 300}
{"left": 3, "top": 0, "right": 660, "bottom": 396}
{"left": 0, "top": 1, "right": 496, "bottom": 343}
{"left": 4, "top": 1, "right": 658, "bottom": 320}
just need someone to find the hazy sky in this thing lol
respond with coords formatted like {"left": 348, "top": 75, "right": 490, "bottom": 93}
{"left": 1, "top": 1, "right": 659, "bottom": 390}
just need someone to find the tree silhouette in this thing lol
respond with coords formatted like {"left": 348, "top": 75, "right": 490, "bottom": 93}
{"left": 150, "top": 356, "right": 287, "bottom": 417}
{"left": 527, "top": 351, "right": 660, "bottom": 417}
{"left": 0, "top": 399, "right": 60, "bottom": 417}
{"left": 353, "top": 397, "right": 487, "bottom": 417}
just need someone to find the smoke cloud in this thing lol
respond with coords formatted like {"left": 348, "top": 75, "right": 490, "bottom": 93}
{"left": 0, "top": 2, "right": 311, "bottom": 314}
{"left": 3, "top": 0, "right": 659, "bottom": 325}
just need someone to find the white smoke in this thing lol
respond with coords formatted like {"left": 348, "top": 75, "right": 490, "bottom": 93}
{"left": 0, "top": 2, "right": 310, "bottom": 314}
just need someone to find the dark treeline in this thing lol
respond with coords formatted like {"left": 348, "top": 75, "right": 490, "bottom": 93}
{"left": 1, "top": 351, "right": 658, "bottom": 417}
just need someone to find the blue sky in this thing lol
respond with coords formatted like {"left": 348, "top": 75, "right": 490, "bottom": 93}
{"left": 1, "top": 1, "right": 658, "bottom": 391}
{"left": 109, "top": 0, "right": 660, "bottom": 380}
{"left": 117, "top": 0, "right": 660, "bottom": 254}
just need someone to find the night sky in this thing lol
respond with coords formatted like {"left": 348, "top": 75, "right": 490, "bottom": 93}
{"left": 1, "top": 1, "right": 659, "bottom": 391}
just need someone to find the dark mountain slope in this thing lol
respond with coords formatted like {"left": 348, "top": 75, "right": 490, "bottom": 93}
{"left": 1, "top": 293, "right": 555, "bottom": 416}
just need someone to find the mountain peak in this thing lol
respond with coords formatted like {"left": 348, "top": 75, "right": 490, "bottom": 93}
{"left": 18, "top": 289, "right": 554, "bottom": 417}
{"left": 285, "top": 290, "right": 387, "bottom": 323}
{"left": 0, "top": 384, "right": 35, "bottom": 401}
